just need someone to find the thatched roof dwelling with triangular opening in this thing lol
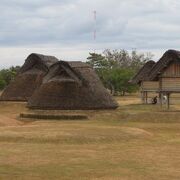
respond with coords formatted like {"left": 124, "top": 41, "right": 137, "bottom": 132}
{"left": 28, "top": 61, "right": 118, "bottom": 110}
{"left": 0, "top": 53, "right": 58, "bottom": 101}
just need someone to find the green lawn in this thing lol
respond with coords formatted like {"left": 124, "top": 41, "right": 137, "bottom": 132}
{"left": 0, "top": 96, "right": 180, "bottom": 180}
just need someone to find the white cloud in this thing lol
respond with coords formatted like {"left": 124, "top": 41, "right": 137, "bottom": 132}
{"left": 0, "top": 0, "right": 180, "bottom": 67}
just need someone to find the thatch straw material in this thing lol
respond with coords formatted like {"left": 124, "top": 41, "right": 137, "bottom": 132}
{"left": 130, "top": 60, "right": 156, "bottom": 84}
{"left": 28, "top": 61, "right": 118, "bottom": 110}
{"left": 149, "top": 50, "right": 180, "bottom": 80}
{"left": 0, "top": 53, "right": 58, "bottom": 101}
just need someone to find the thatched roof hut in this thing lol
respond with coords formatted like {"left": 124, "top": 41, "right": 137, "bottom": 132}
{"left": 0, "top": 53, "right": 58, "bottom": 101}
{"left": 130, "top": 60, "right": 156, "bottom": 84}
{"left": 149, "top": 50, "right": 180, "bottom": 80}
{"left": 28, "top": 61, "right": 118, "bottom": 110}
{"left": 147, "top": 49, "right": 180, "bottom": 109}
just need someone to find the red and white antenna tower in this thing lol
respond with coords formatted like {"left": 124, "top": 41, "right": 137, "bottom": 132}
{"left": 93, "top": 10, "right": 97, "bottom": 53}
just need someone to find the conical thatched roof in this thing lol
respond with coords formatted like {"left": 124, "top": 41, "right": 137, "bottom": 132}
{"left": 28, "top": 61, "right": 118, "bottom": 110}
{"left": 130, "top": 60, "right": 156, "bottom": 84}
{"left": 149, "top": 50, "right": 180, "bottom": 80}
{"left": 0, "top": 53, "right": 58, "bottom": 101}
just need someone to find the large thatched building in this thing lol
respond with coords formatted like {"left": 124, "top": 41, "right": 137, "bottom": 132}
{"left": 0, "top": 53, "right": 58, "bottom": 101}
{"left": 149, "top": 50, "right": 180, "bottom": 84}
{"left": 28, "top": 61, "right": 118, "bottom": 110}
{"left": 131, "top": 49, "right": 180, "bottom": 108}
{"left": 148, "top": 49, "right": 180, "bottom": 108}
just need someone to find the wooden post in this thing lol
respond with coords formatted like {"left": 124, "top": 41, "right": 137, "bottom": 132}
{"left": 159, "top": 77, "right": 162, "bottom": 107}
{"left": 145, "top": 92, "right": 148, "bottom": 104}
{"left": 143, "top": 92, "right": 146, "bottom": 104}
{"left": 167, "top": 93, "right": 170, "bottom": 110}
{"left": 159, "top": 92, "right": 162, "bottom": 107}
{"left": 141, "top": 91, "right": 144, "bottom": 103}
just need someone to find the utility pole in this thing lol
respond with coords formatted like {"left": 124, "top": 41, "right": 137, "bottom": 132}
{"left": 93, "top": 10, "right": 97, "bottom": 53}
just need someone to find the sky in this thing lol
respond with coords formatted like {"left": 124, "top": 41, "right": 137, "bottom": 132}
{"left": 0, "top": 0, "right": 180, "bottom": 68}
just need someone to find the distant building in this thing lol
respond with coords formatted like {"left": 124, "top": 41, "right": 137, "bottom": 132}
{"left": 131, "top": 49, "right": 180, "bottom": 108}
{"left": 28, "top": 61, "right": 118, "bottom": 110}
{"left": 0, "top": 53, "right": 58, "bottom": 101}
{"left": 130, "top": 60, "right": 158, "bottom": 103}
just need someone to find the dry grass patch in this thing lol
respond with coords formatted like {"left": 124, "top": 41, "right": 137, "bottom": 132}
{"left": 0, "top": 96, "right": 179, "bottom": 179}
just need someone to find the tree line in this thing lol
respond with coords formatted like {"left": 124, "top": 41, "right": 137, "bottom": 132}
{"left": 87, "top": 49, "right": 153, "bottom": 95}
{"left": 0, "top": 49, "right": 153, "bottom": 95}
{"left": 0, "top": 66, "right": 20, "bottom": 90}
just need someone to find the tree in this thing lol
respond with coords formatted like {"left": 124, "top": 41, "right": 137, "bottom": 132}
{"left": 0, "top": 66, "right": 20, "bottom": 90}
{"left": 0, "top": 75, "right": 6, "bottom": 90}
{"left": 130, "top": 50, "right": 154, "bottom": 72}
{"left": 87, "top": 49, "right": 153, "bottom": 95}
{"left": 103, "top": 49, "right": 153, "bottom": 71}
{"left": 103, "top": 49, "right": 130, "bottom": 69}
{"left": 108, "top": 68, "right": 138, "bottom": 95}
{"left": 87, "top": 53, "right": 108, "bottom": 69}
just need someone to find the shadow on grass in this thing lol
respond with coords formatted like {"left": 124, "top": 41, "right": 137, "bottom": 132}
{"left": 19, "top": 113, "right": 88, "bottom": 121}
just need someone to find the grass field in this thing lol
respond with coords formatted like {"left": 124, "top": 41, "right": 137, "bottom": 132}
{"left": 0, "top": 96, "right": 180, "bottom": 180}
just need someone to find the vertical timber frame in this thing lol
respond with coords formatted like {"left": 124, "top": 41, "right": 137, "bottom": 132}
{"left": 159, "top": 77, "right": 162, "bottom": 107}
{"left": 145, "top": 91, "right": 148, "bottom": 104}
{"left": 140, "top": 82, "right": 144, "bottom": 103}
{"left": 167, "top": 92, "right": 170, "bottom": 110}
{"left": 140, "top": 82, "right": 147, "bottom": 104}
{"left": 142, "top": 92, "right": 146, "bottom": 104}
{"left": 141, "top": 91, "right": 145, "bottom": 104}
